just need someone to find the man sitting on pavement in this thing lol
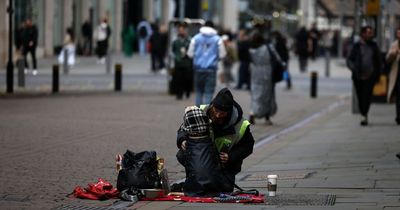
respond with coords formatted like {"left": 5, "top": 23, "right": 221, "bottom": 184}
{"left": 176, "top": 88, "right": 255, "bottom": 192}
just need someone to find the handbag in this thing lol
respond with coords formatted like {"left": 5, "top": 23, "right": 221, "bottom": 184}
{"left": 267, "top": 44, "right": 285, "bottom": 83}
{"left": 117, "top": 150, "right": 160, "bottom": 191}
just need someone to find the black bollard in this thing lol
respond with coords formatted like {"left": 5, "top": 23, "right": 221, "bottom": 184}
{"left": 63, "top": 48, "right": 69, "bottom": 74}
{"left": 310, "top": 71, "right": 318, "bottom": 98}
{"left": 115, "top": 64, "right": 122, "bottom": 91}
{"left": 17, "top": 58, "right": 25, "bottom": 87}
{"left": 52, "top": 65, "right": 59, "bottom": 93}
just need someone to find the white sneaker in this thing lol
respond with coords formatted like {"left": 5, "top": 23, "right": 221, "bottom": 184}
{"left": 32, "top": 69, "right": 38, "bottom": 75}
{"left": 24, "top": 68, "right": 29, "bottom": 74}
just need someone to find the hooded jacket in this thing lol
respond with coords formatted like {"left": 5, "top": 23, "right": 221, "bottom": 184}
{"left": 177, "top": 90, "right": 254, "bottom": 175}
{"left": 187, "top": 26, "right": 226, "bottom": 71}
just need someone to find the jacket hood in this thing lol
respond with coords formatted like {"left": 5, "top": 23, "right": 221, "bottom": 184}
{"left": 200, "top": 26, "right": 217, "bottom": 36}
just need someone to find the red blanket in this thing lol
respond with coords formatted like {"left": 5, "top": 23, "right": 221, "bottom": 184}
{"left": 141, "top": 194, "right": 265, "bottom": 203}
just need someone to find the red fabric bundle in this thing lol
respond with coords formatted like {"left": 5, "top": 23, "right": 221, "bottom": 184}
{"left": 72, "top": 178, "right": 119, "bottom": 200}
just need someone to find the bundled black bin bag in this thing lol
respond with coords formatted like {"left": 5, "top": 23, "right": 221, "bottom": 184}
{"left": 117, "top": 150, "right": 160, "bottom": 191}
{"left": 182, "top": 138, "right": 233, "bottom": 197}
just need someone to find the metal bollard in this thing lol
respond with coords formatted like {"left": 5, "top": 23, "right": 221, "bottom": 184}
{"left": 63, "top": 48, "right": 69, "bottom": 74}
{"left": 310, "top": 71, "right": 318, "bottom": 98}
{"left": 17, "top": 58, "right": 25, "bottom": 87}
{"left": 52, "top": 65, "right": 59, "bottom": 93}
{"left": 115, "top": 63, "right": 122, "bottom": 91}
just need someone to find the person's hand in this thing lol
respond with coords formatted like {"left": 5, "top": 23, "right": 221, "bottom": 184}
{"left": 29, "top": 41, "right": 33, "bottom": 47}
{"left": 181, "top": 140, "right": 187, "bottom": 150}
{"left": 220, "top": 152, "right": 229, "bottom": 164}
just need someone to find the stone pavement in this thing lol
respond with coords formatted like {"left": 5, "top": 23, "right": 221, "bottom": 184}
{"left": 1, "top": 54, "right": 399, "bottom": 209}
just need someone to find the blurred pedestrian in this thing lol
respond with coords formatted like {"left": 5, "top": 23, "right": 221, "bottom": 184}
{"left": 149, "top": 24, "right": 168, "bottom": 72}
{"left": 272, "top": 31, "right": 291, "bottom": 90}
{"left": 22, "top": 18, "right": 38, "bottom": 75}
{"left": 172, "top": 22, "right": 192, "bottom": 100}
{"left": 81, "top": 19, "right": 93, "bottom": 56}
{"left": 58, "top": 27, "right": 76, "bottom": 68}
{"left": 236, "top": 29, "right": 251, "bottom": 90}
{"left": 248, "top": 32, "right": 278, "bottom": 125}
{"left": 137, "top": 19, "right": 152, "bottom": 56}
{"left": 221, "top": 35, "right": 237, "bottom": 87}
{"left": 295, "top": 27, "right": 309, "bottom": 73}
{"left": 385, "top": 26, "right": 400, "bottom": 125}
{"left": 309, "top": 22, "right": 321, "bottom": 60}
{"left": 94, "top": 18, "right": 112, "bottom": 64}
{"left": 346, "top": 26, "right": 382, "bottom": 126}
{"left": 122, "top": 24, "right": 135, "bottom": 57}
{"left": 187, "top": 20, "right": 226, "bottom": 106}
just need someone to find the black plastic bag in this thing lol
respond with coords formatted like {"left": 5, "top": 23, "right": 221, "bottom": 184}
{"left": 117, "top": 150, "right": 160, "bottom": 191}
{"left": 181, "top": 139, "right": 233, "bottom": 197}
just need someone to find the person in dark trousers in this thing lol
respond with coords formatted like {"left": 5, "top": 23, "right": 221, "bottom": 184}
{"left": 172, "top": 22, "right": 192, "bottom": 99}
{"left": 236, "top": 29, "right": 251, "bottom": 90}
{"left": 386, "top": 26, "right": 400, "bottom": 125}
{"left": 295, "top": 27, "right": 309, "bottom": 73}
{"left": 309, "top": 22, "right": 321, "bottom": 60}
{"left": 272, "top": 31, "right": 291, "bottom": 89}
{"left": 81, "top": 20, "right": 93, "bottom": 56}
{"left": 95, "top": 18, "right": 112, "bottom": 64}
{"left": 346, "top": 26, "right": 382, "bottom": 126}
{"left": 23, "top": 18, "right": 38, "bottom": 75}
{"left": 176, "top": 88, "right": 255, "bottom": 189}
{"left": 149, "top": 24, "right": 168, "bottom": 72}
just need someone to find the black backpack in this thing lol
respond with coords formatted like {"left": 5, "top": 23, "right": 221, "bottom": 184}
{"left": 117, "top": 150, "right": 160, "bottom": 191}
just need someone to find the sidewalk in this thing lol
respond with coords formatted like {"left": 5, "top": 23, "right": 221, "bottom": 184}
{"left": 130, "top": 100, "right": 400, "bottom": 209}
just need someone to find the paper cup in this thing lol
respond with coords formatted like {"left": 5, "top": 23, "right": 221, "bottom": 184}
{"left": 267, "top": 174, "right": 278, "bottom": 196}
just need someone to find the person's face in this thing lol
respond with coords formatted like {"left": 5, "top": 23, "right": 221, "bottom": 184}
{"left": 178, "top": 26, "right": 187, "bottom": 37}
{"left": 209, "top": 106, "right": 229, "bottom": 125}
{"left": 362, "top": 28, "right": 374, "bottom": 41}
{"left": 396, "top": 29, "right": 400, "bottom": 40}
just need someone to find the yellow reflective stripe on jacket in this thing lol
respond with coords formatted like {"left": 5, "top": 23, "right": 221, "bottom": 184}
{"left": 239, "top": 120, "right": 250, "bottom": 139}
{"left": 199, "top": 104, "right": 207, "bottom": 110}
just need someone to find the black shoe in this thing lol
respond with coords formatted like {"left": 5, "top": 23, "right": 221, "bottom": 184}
{"left": 396, "top": 117, "right": 400, "bottom": 125}
{"left": 249, "top": 115, "right": 255, "bottom": 125}
{"left": 396, "top": 153, "right": 400, "bottom": 160}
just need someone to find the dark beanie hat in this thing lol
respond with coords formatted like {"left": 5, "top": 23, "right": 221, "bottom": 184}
{"left": 211, "top": 88, "right": 234, "bottom": 112}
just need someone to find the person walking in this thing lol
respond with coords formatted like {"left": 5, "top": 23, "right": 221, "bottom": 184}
{"left": 386, "top": 26, "right": 400, "bottom": 125}
{"left": 309, "top": 22, "right": 321, "bottom": 60}
{"left": 187, "top": 21, "right": 226, "bottom": 106}
{"left": 221, "top": 35, "right": 236, "bottom": 87}
{"left": 122, "top": 24, "right": 135, "bottom": 57}
{"left": 346, "top": 26, "right": 382, "bottom": 126}
{"left": 149, "top": 24, "right": 168, "bottom": 72}
{"left": 272, "top": 31, "right": 291, "bottom": 90}
{"left": 22, "top": 18, "right": 38, "bottom": 75}
{"left": 58, "top": 27, "right": 76, "bottom": 68}
{"left": 248, "top": 32, "right": 279, "bottom": 125}
{"left": 236, "top": 29, "right": 251, "bottom": 90}
{"left": 137, "top": 19, "right": 152, "bottom": 56}
{"left": 172, "top": 22, "right": 192, "bottom": 100}
{"left": 81, "top": 20, "right": 93, "bottom": 56}
{"left": 94, "top": 18, "right": 112, "bottom": 64}
{"left": 295, "top": 27, "right": 309, "bottom": 73}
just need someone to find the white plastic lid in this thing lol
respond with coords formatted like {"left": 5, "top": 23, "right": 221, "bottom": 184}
{"left": 267, "top": 174, "right": 278, "bottom": 179}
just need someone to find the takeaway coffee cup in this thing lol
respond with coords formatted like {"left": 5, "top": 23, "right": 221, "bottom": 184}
{"left": 267, "top": 174, "right": 278, "bottom": 196}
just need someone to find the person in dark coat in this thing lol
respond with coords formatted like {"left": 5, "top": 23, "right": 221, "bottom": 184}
{"left": 23, "top": 18, "right": 38, "bottom": 75}
{"left": 295, "top": 27, "right": 309, "bottom": 73}
{"left": 81, "top": 20, "right": 93, "bottom": 56}
{"left": 149, "top": 24, "right": 168, "bottom": 72}
{"left": 172, "top": 23, "right": 192, "bottom": 99}
{"left": 176, "top": 88, "right": 254, "bottom": 190}
{"left": 236, "top": 29, "right": 251, "bottom": 90}
{"left": 272, "top": 31, "right": 291, "bottom": 89}
{"left": 346, "top": 26, "right": 382, "bottom": 126}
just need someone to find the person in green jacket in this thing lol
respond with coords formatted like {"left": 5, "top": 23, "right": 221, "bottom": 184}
{"left": 172, "top": 22, "right": 193, "bottom": 100}
{"left": 122, "top": 24, "right": 135, "bottom": 57}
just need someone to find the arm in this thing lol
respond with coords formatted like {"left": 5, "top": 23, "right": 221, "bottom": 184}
{"left": 187, "top": 39, "right": 195, "bottom": 58}
{"left": 218, "top": 38, "right": 227, "bottom": 59}
{"left": 386, "top": 42, "right": 399, "bottom": 64}
{"left": 176, "top": 126, "right": 188, "bottom": 149}
{"left": 225, "top": 127, "right": 254, "bottom": 165}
